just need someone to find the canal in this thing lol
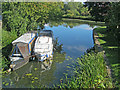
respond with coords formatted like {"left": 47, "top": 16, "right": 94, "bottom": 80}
{"left": 2, "top": 20, "right": 101, "bottom": 88}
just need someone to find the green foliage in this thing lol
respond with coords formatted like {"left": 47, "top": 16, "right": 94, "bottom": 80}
{"left": 57, "top": 52, "right": 113, "bottom": 88}
{"left": 94, "top": 26, "right": 120, "bottom": 88}
{"left": 80, "top": 7, "right": 90, "bottom": 16}
{"left": 105, "top": 2, "right": 120, "bottom": 33}
{"left": 2, "top": 29, "right": 17, "bottom": 69}
{"left": 63, "top": 2, "right": 90, "bottom": 18}
{"left": 84, "top": 2, "right": 110, "bottom": 21}
{"left": 2, "top": 2, "right": 64, "bottom": 36}
{"left": 2, "top": 56, "right": 10, "bottom": 69}
{"left": 2, "top": 2, "right": 64, "bottom": 69}
{"left": 2, "top": 29, "right": 17, "bottom": 48}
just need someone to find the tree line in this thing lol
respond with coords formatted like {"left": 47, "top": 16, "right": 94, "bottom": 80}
{"left": 84, "top": 2, "right": 120, "bottom": 40}
{"left": 2, "top": 2, "right": 120, "bottom": 35}
{"left": 2, "top": 2, "right": 93, "bottom": 37}
{"left": 2, "top": 2, "right": 64, "bottom": 36}
{"left": 63, "top": 2, "right": 90, "bottom": 18}
{"left": 2, "top": 2, "right": 64, "bottom": 69}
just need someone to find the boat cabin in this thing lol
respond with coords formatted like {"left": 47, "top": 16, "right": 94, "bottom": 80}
{"left": 34, "top": 30, "right": 53, "bottom": 61}
{"left": 10, "top": 32, "right": 36, "bottom": 62}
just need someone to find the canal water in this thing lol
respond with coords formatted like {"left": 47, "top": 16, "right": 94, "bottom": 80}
{"left": 2, "top": 20, "right": 99, "bottom": 88}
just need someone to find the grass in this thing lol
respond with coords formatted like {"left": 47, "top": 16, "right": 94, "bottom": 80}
{"left": 98, "top": 39, "right": 106, "bottom": 44}
{"left": 62, "top": 18, "right": 105, "bottom": 24}
{"left": 94, "top": 26, "right": 120, "bottom": 88}
{"left": 63, "top": 15, "right": 92, "bottom": 19}
{"left": 2, "top": 29, "right": 18, "bottom": 69}
{"left": 56, "top": 52, "right": 113, "bottom": 88}
{"left": 62, "top": 15, "right": 105, "bottom": 23}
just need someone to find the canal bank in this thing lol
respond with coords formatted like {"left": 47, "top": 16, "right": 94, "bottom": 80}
{"left": 56, "top": 26, "right": 113, "bottom": 88}
{"left": 62, "top": 18, "right": 105, "bottom": 26}
{"left": 93, "top": 26, "right": 120, "bottom": 88}
{"left": 93, "top": 27, "right": 112, "bottom": 78}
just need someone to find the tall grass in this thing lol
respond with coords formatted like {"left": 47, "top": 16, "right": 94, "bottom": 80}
{"left": 2, "top": 29, "right": 17, "bottom": 69}
{"left": 57, "top": 52, "right": 113, "bottom": 88}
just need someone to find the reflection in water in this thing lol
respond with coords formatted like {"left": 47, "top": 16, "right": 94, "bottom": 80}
{"left": 53, "top": 38, "right": 66, "bottom": 63}
{"left": 2, "top": 37, "right": 66, "bottom": 88}
{"left": 48, "top": 19, "right": 104, "bottom": 29}
{"left": 54, "top": 38, "right": 63, "bottom": 53}
{"left": 41, "top": 60, "right": 52, "bottom": 73}
{"left": 64, "top": 45, "right": 88, "bottom": 52}
{"left": 3, "top": 60, "right": 54, "bottom": 88}
{"left": 45, "top": 23, "right": 95, "bottom": 58}
{"left": 2, "top": 20, "right": 97, "bottom": 88}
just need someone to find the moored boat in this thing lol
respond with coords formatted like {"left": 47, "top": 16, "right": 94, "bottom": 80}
{"left": 34, "top": 30, "right": 53, "bottom": 61}
{"left": 9, "top": 32, "right": 36, "bottom": 70}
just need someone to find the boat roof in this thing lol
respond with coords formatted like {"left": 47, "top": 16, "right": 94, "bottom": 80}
{"left": 12, "top": 33, "right": 35, "bottom": 45}
{"left": 39, "top": 30, "right": 53, "bottom": 37}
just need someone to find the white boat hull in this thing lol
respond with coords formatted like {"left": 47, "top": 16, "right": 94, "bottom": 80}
{"left": 34, "top": 30, "right": 53, "bottom": 61}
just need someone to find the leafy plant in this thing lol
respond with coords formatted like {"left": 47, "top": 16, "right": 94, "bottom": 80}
{"left": 57, "top": 52, "right": 113, "bottom": 88}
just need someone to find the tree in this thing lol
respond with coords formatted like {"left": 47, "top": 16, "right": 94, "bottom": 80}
{"left": 80, "top": 6, "right": 90, "bottom": 16}
{"left": 2, "top": 2, "right": 64, "bottom": 36}
{"left": 84, "top": 2, "right": 110, "bottom": 21}
{"left": 106, "top": 2, "right": 120, "bottom": 32}
{"left": 63, "top": 2, "right": 90, "bottom": 18}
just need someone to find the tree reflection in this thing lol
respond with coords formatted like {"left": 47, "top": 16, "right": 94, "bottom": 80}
{"left": 48, "top": 19, "right": 104, "bottom": 28}
{"left": 53, "top": 38, "right": 66, "bottom": 63}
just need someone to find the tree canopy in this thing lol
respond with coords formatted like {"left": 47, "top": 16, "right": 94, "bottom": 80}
{"left": 63, "top": 2, "right": 90, "bottom": 17}
{"left": 84, "top": 2, "right": 110, "bottom": 21}
{"left": 2, "top": 2, "right": 64, "bottom": 36}
{"left": 84, "top": 2, "right": 120, "bottom": 33}
{"left": 106, "top": 2, "right": 120, "bottom": 31}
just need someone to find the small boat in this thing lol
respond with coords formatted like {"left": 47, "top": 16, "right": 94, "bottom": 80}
{"left": 9, "top": 32, "right": 36, "bottom": 70}
{"left": 34, "top": 30, "right": 53, "bottom": 61}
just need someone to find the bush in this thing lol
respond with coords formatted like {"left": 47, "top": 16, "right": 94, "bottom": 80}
{"left": 2, "top": 30, "right": 17, "bottom": 69}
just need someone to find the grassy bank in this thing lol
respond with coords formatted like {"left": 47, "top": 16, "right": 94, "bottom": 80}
{"left": 56, "top": 52, "right": 113, "bottom": 88}
{"left": 94, "top": 26, "right": 120, "bottom": 88}
{"left": 62, "top": 18, "right": 105, "bottom": 26}
{"left": 62, "top": 15, "right": 104, "bottom": 22}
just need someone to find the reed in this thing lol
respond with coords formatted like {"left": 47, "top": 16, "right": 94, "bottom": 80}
{"left": 57, "top": 52, "right": 113, "bottom": 88}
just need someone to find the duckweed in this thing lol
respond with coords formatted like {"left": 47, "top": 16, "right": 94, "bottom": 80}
{"left": 32, "top": 81, "right": 34, "bottom": 83}
{"left": 34, "top": 68, "right": 37, "bottom": 71}
{"left": 67, "top": 66, "right": 71, "bottom": 68}
{"left": 34, "top": 77, "right": 38, "bottom": 80}
{"left": 26, "top": 73, "right": 32, "bottom": 76}
{"left": 66, "top": 59, "right": 69, "bottom": 61}
{"left": 5, "top": 83, "right": 9, "bottom": 86}
{"left": 3, "top": 82, "right": 5, "bottom": 84}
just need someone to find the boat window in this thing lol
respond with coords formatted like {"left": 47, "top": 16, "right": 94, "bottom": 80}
{"left": 12, "top": 45, "right": 23, "bottom": 57}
